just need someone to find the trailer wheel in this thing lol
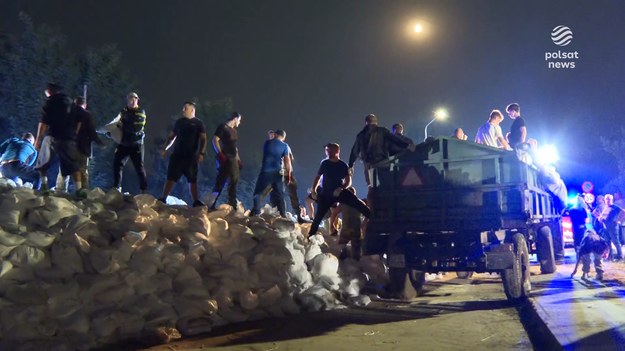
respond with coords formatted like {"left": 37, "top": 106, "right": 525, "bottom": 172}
{"left": 455, "top": 271, "right": 474, "bottom": 279}
{"left": 536, "top": 226, "right": 557, "bottom": 274}
{"left": 502, "top": 234, "right": 531, "bottom": 301}
{"left": 387, "top": 267, "right": 418, "bottom": 300}
{"left": 408, "top": 269, "right": 426, "bottom": 295}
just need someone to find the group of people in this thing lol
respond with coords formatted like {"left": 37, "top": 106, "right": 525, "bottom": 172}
{"left": 471, "top": 103, "right": 526, "bottom": 150}
{"left": 568, "top": 192, "right": 625, "bottom": 280}
{"left": 0, "top": 83, "right": 105, "bottom": 197}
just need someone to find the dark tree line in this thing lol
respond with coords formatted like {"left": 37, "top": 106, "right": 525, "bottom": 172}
{"left": 0, "top": 14, "right": 259, "bottom": 207}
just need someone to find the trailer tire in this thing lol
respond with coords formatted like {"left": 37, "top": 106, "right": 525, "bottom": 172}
{"left": 536, "top": 226, "right": 557, "bottom": 274}
{"left": 408, "top": 269, "right": 426, "bottom": 295}
{"left": 502, "top": 234, "right": 531, "bottom": 301}
{"left": 456, "top": 271, "right": 474, "bottom": 279}
{"left": 387, "top": 267, "right": 418, "bottom": 300}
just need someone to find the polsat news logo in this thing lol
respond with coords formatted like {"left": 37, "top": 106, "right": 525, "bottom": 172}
{"left": 545, "top": 25, "right": 579, "bottom": 69}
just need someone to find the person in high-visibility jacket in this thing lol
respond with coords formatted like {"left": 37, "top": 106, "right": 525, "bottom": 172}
{"left": 112, "top": 92, "right": 148, "bottom": 193}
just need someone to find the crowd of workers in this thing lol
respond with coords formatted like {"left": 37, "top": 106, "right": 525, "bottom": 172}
{"left": 0, "top": 84, "right": 615, "bottom": 267}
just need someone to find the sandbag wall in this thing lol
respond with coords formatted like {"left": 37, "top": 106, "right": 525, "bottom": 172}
{"left": 0, "top": 182, "right": 385, "bottom": 350}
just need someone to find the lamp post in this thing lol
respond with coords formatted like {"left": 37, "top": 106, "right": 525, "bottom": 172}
{"left": 424, "top": 108, "right": 447, "bottom": 141}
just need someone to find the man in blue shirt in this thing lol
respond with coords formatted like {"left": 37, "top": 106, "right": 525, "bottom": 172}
{"left": 251, "top": 130, "right": 291, "bottom": 217}
{"left": 0, "top": 133, "right": 40, "bottom": 188}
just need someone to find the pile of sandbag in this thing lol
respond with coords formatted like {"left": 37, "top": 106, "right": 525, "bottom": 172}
{"left": 0, "top": 179, "right": 387, "bottom": 350}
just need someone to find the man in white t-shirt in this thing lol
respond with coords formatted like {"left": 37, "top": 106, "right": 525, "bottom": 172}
{"left": 475, "top": 110, "right": 511, "bottom": 150}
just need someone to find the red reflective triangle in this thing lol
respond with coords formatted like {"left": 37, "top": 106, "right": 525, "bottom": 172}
{"left": 401, "top": 168, "right": 423, "bottom": 187}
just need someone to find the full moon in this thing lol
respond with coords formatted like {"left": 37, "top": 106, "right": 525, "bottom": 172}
{"left": 414, "top": 23, "right": 423, "bottom": 33}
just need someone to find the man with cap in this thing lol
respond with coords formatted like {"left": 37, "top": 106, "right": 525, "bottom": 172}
{"left": 34, "top": 83, "right": 86, "bottom": 197}
{"left": 207, "top": 111, "right": 242, "bottom": 209}
{"left": 112, "top": 92, "right": 148, "bottom": 193}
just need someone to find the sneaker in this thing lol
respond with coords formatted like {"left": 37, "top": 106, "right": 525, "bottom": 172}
{"left": 192, "top": 200, "right": 205, "bottom": 208}
{"left": 75, "top": 188, "right": 88, "bottom": 199}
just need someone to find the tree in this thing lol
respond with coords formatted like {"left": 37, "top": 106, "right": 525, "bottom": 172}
{"left": 601, "top": 126, "right": 625, "bottom": 195}
{"left": 0, "top": 13, "right": 134, "bottom": 190}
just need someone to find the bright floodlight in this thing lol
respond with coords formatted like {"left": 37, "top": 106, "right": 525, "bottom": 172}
{"left": 434, "top": 108, "right": 447, "bottom": 120}
{"left": 536, "top": 144, "right": 560, "bottom": 165}
{"left": 414, "top": 23, "right": 423, "bottom": 33}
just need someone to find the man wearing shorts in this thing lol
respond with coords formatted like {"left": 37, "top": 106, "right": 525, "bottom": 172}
{"left": 159, "top": 101, "right": 207, "bottom": 207}
{"left": 34, "top": 83, "right": 85, "bottom": 197}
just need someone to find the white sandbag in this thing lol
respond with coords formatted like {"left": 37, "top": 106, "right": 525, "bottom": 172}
{"left": 311, "top": 253, "right": 339, "bottom": 279}
{"left": 0, "top": 228, "right": 26, "bottom": 246}
{"left": 135, "top": 193, "right": 158, "bottom": 208}
{"left": 24, "top": 231, "right": 56, "bottom": 248}
{"left": 90, "top": 249, "right": 120, "bottom": 275}
{"left": 188, "top": 214, "right": 210, "bottom": 236}
{"left": 258, "top": 284, "right": 282, "bottom": 307}
{"left": 0, "top": 244, "right": 16, "bottom": 258}
{"left": 4, "top": 282, "right": 47, "bottom": 304}
{"left": 50, "top": 241, "right": 84, "bottom": 275}
{"left": 173, "top": 266, "right": 203, "bottom": 294}
{"left": 177, "top": 315, "right": 213, "bottom": 336}
{"left": 0, "top": 260, "right": 13, "bottom": 277}
{"left": 239, "top": 289, "right": 259, "bottom": 310}
{"left": 8, "top": 246, "right": 48, "bottom": 267}
{"left": 0, "top": 210, "right": 20, "bottom": 225}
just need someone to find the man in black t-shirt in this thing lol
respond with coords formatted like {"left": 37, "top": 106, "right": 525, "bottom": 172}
{"left": 56, "top": 96, "right": 105, "bottom": 192}
{"left": 34, "top": 83, "right": 86, "bottom": 197}
{"left": 208, "top": 112, "right": 242, "bottom": 209}
{"left": 308, "top": 143, "right": 370, "bottom": 237}
{"left": 506, "top": 103, "right": 526, "bottom": 148}
{"left": 159, "top": 101, "right": 207, "bottom": 207}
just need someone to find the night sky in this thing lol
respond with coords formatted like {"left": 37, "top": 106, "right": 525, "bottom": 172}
{"left": 2, "top": 0, "right": 625, "bottom": 194}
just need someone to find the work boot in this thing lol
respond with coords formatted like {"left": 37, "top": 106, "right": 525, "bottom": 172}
{"left": 596, "top": 271, "right": 604, "bottom": 281}
{"left": 74, "top": 188, "right": 88, "bottom": 199}
{"left": 581, "top": 272, "right": 588, "bottom": 280}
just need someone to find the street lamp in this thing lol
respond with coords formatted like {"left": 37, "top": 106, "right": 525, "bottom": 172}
{"left": 424, "top": 108, "right": 447, "bottom": 141}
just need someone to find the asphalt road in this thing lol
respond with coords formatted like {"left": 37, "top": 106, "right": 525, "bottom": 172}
{"left": 134, "top": 273, "right": 547, "bottom": 351}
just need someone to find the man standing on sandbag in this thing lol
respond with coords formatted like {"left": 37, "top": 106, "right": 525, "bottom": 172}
{"left": 262, "top": 130, "right": 310, "bottom": 223}
{"left": 250, "top": 129, "right": 291, "bottom": 217}
{"left": 207, "top": 112, "right": 242, "bottom": 210}
{"left": 55, "top": 96, "right": 105, "bottom": 192}
{"left": 34, "top": 83, "right": 86, "bottom": 197}
{"left": 112, "top": 92, "right": 148, "bottom": 194}
{"left": 0, "top": 132, "right": 40, "bottom": 188}
{"left": 308, "top": 143, "right": 370, "bottom": 238}
{"left": 158, "top": 101, "right": 207, "bottom": 207}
